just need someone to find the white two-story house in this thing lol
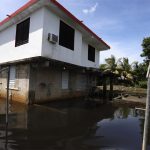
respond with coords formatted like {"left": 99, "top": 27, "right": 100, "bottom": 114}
{"left": 0, "top": 0, "right": 110, "bottom": 104}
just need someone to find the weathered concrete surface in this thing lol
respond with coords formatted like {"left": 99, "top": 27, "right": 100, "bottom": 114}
{"left": 29, "top": 65, "right": 89, "bottom": 104}
{"left": 0, "top": 64, "right": 30, "bottom": 104}
{"left": 0, "top": 62, "right": 95, "bottom": 104}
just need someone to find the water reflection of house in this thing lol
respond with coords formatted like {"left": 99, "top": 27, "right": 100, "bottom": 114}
{"left": 0, "top": 0, "right": 110, "bottom": 104}
{"left": 0, "top": 104, "right": 116, "bottom": 150}
{"left": 0, "top": 100, "right": 27, "bottom": 129}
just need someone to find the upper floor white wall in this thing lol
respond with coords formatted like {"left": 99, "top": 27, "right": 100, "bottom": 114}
{"left": 42, "top": 8, "right": 83, "bottom": 67}
{"left": 42, "top": 8, "right": 99, "bottom": 68}
{"left": 0, "top": 6, "right": 100, "bottom": 68}
{"left": 0, "top": 8, "right": 44, "bottom": 64}
{"left": 81, "top": 40, "right": 99, "bottom": 68}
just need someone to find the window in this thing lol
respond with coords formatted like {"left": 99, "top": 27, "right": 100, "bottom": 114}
{"left": 15, "top": 18, "right": 30, "bottom": 47}
{"left": 9, "top": 66, "right": 16, "bottom": 88}
{"left": 62, "top": 71, "right": 69, "bottom": 89}
{"left": 59, "top": 21, "right": 75, "bottom": 50}
{"left": 88, "top": 45, "right": 95, "bottom": 62}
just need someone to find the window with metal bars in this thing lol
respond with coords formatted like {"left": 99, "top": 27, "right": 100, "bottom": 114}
{"left": 59, "top": 20, "right": 75, "bottom": 50}
{"left": 15, "top": 18, "right": 30, "bottom": 47}
{"left": 88, "top": 45, "right": 95, "bottom": 62}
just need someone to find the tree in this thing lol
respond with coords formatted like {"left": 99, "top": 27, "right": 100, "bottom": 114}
{"left": 118, "top": 57, "right": 133, "bottom": 83}
{"left": 132, "top": 62, "right": 147, "bottom": 80}
{"left": 132, "top": 62, "right": 147, "bottom": 87}
{"left": 104, "top": 55, "right": 120, "bottom": 75}
{"left": 141, "top": 37, "right": 150, "bottom": 63}
{"left": 100, "top": 55, "right": 120, "bottom": 100}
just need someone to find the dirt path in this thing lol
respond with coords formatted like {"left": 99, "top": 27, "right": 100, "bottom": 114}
{"left": 113, "top": 95, "right": 146, "bottom": 106}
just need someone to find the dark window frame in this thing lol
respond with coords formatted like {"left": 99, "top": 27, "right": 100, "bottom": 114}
{"left": 88, "top": 45, "right": 95, "bottom": 62}
{"left": 59, "top": 20, "right": 75, "bottom": 50}
{"left": 15, "top": 18, "right": 30, "bottom": 47}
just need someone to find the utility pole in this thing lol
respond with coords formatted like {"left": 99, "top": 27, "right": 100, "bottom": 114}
{"left": 6, "top": 66, "right": 10, "bottom": 126}
{"left": 142, "top": 63, "right": 150, "bottom": 150}
{"left": 5, "top": 66, "right": 10, "bottom": 150}
{"left": 0, "top": 66, "right": 10, "bottom": 149}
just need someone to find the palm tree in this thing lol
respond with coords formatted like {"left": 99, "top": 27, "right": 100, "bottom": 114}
{"left": 118, "top": 58, "right": 133, "bottom": 83}
{"left": 100, "top": 55, "right": 120, "bottom": 100}
{"left": 104, "top": 55, "right": 120, "bottom": 75}
{"left": 131, "top": 61, "right": 139, "bottom": 84}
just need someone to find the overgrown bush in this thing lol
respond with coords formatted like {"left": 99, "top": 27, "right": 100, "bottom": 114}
{"left": 138, "top": 81, "right": 147, "bottom": 88}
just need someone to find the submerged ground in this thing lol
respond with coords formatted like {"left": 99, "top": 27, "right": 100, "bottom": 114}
{"left": 0, "top": 99, "right": 150, "bottom": 150}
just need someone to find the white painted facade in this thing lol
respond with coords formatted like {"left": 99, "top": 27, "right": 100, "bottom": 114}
{"left": 0, "top": 2, "right": 108, "bottom": 69}
{"left": 0, "top": 8, "right": 45, "bottom": 64}
{"left": 42, "top": 8, "right": 82, "bottom": 67}
{"left": 81, "top": 40, "right": 99, "bottom": 68}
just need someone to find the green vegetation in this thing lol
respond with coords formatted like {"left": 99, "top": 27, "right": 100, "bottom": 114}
{"left": 100, "top": 37, "right": 150, "bottom": 89}
{"left": 140, "top": 37, "right": 150, "bottom": 63}
{"left": 100, "top": 57, "right": 147, "bottom": 88}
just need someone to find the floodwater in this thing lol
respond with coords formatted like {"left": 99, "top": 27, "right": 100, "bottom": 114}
{"left": 0, "top": 99, "right": 150, "bottom": 150}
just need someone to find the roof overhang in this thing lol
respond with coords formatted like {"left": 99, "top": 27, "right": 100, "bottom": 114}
{"left": 48, "top": 0, "right": 110, "bottom": 51}
{"left": 0, "top": 0, "right": 41, "bottom": 31}
{"left": 0, "top": 0, "right": 110, "bottom": 51}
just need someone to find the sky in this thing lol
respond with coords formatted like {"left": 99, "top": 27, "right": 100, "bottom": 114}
{"left": 0, "top": 0, "right": 150, "bottom": 64}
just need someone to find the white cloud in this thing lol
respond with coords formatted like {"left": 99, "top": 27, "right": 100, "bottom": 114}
{"left": 82, "top": 3, "right": 98, "bottom": 14}
{"left": 83, "top": 9, "right": 88, "bottom": 14}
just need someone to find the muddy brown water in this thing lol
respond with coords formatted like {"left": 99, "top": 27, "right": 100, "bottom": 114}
{"left": 0, "top": 99, "right": 150, "bottom": 150}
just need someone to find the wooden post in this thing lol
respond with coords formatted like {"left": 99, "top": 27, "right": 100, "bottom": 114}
{"left": 5, "top": 66, "right": 10, "bottom": 149}
{"left": 0, "top": 67, "right": 10, "bottom": 149}
{"left": 142, "top": 64, "right": 150, "bottom": 150}
{"left": 5, "top": 121, "right": 8, "bottom": 150}
{"left": 6, "top": 66, "right": 10, "bottom": 125}
{"left": 109, "top": 74, "right": 113, "bottom": 101}
{"left": 103, "top": 76, "right": 106, "bottom": 98}
{"left": 0, "top": 67, "right": 10, "bottom": 124}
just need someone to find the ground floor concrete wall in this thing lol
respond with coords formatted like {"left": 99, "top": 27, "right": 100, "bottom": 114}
{"left": 0, "top": 64, "right": 30, "bottom": 104}
{"left": 0, "top": 60, "right": 97, "bottom": 104}
{"left": 29, "top": 65, "right": 89, "bottom": 104}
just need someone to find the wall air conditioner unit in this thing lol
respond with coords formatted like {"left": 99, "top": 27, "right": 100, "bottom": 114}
{"left": 48, "top": 33, "right": 58, "bottom": 44}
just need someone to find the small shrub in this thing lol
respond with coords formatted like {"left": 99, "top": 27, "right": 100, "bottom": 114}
{"left": 138, "top": 81, "right": 147, "bottom": 89}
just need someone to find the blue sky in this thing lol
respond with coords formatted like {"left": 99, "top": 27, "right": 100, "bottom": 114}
{"left": 1, "top": 0, "right": 150, "bottom": 64}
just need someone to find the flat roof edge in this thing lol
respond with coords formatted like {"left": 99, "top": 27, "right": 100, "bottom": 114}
{"left": 0, "top": 0, "right": 110, "bottom": 49}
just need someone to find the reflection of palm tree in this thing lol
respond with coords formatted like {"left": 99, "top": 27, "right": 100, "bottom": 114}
{"left": 113, "top": 107, "right": 132, "bottom": 119}
{"left": 122, "top": 107, "right": 131, "bottom": 118}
